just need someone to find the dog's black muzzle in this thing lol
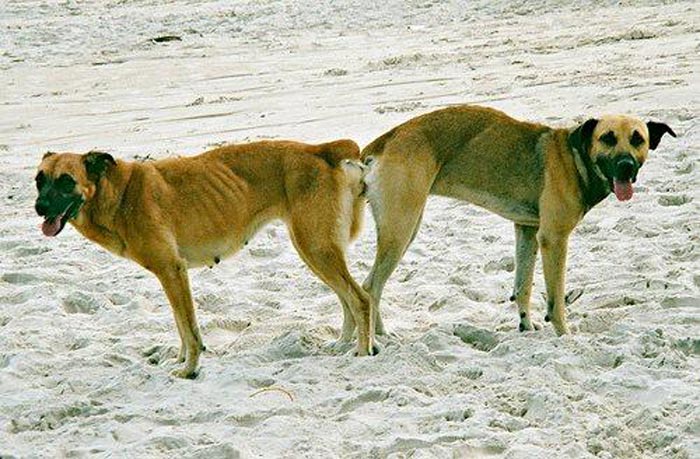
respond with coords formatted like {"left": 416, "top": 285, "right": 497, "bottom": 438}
{"left": 35, "top": 188, "right": 77, "bottom": 220}
{"left": 35, "top": 179, "right": 84, "bottom": 237}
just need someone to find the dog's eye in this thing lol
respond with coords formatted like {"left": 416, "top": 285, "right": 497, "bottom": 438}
{"left": 35, "top": 172, "right": 46, "bottom": 190}
{"left": 599, "top": 131, "right": 617, "bottom": 147}
{"left": 56, "top": 174, "right": 76, "bottom": 192}
{"left": 630, "top": 130, "right": 644, "bottom": 147}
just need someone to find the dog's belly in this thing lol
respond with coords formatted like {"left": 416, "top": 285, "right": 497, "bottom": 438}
{"left": 177, "top": 211, "right": 279, "bottom": 268}
{"left": 432, "top": 184, "right": 540, "bottom": 226}
{"left": 179, "top": 237, "right": 244, "bottom": 268}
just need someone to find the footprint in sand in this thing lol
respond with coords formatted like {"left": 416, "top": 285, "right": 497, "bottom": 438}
{"left": 2, "top": 272, "right": 40, "bottom": 284}
{"left": 267, "top": 331, "right": 323, "bottom": 360}
{"left": 13, "top": 246, "right": 51, "bottom": 257}
{"left": 202, "top": 317, "right": 252, "bottom": 351}
{"left": 337, "top": 388, "right": 390, "bottom": 414}
{"left": 453, "top": 324, "right": 499, "bottom": 352}
{"left": 484, "top": 256, "right": 515, "bottom": 273}
{"left": 673, "top": 337, "right": 700, "bottom": 356}
{"left": 141, "top": 344, "right": 179, "bottom": 365}
{"left": 203, "top": 318, "right": 251, "bottom": 333}
{"left": 62, "top": 291, "right": 109, "bottom": 314}
{"left": 189, "top": 444, "right": 243, "bottom": 459}
{"left": 657, "top": 194, "right": 691, "bottom": 206}
{"left": 323, "top": 68, "right": 348, "bottom": 76}
{"left": 660, "top": 296, "right": 698, "bottom": 309}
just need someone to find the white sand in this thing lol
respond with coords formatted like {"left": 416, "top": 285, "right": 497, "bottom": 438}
{"left": 1, "top": 1, "right": 698, "bottom": 457}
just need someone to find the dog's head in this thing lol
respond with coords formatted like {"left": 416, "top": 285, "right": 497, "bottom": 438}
{"left": 35, "top": 151, "right": 116, "bottom": 236}
{"left": 568, "top": 116, "right": 676, "bottom": 201}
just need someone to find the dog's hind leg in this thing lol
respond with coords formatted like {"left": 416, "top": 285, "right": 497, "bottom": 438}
{"left": 289, "top": 229, "right": 375, "bottom": 356}
{"left": 362, "top": 152, "right": 438, "bottom": 335}
{"left": 173, "top": 316, "right": 187, "bottom": 363}
{"left": 512, "top": 224, "right": 540, "bottom": 332}
{"left": 339, "top": 297, "right": 357, "bottom": 343}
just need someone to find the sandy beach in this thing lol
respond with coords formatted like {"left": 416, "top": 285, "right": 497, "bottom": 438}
{"left": 0, "top": 1, "right": 698, "bottom": 457}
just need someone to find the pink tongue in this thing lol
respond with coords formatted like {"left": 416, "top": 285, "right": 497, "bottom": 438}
{"left": 41, "top": 217, "right": 62, "bottom": 237}
{"left": 613, "top": 179, "right": 634, "bottom": 201}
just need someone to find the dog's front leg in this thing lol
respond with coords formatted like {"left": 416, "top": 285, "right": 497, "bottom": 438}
{"left": 512, "top": 224, "right": 540, "bottom": 332}
{"left": 153, "top": 260, "right": 205, "bottom": 378}
{"left": 537, "top": 229, "right": 571, "bottom": 335}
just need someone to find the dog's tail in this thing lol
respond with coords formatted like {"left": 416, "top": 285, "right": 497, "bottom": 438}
{"left": 317, "top": 140, "right": 366, "bottom": 242}
{"left": 316, "top": 139, "right": 361, "bottom": 167}
{"left": 338, "top": 158, "right": 366, "bottom": 242}
{"left": 360, "top": 127, "right": 396, "bottom": 163}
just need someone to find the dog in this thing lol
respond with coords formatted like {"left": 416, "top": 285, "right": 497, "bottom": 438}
{"left": 35, "top": 139, "right": 374, "bottom": 378}
{"left": 358, "top": 105, "right": 676, "bottom": 336}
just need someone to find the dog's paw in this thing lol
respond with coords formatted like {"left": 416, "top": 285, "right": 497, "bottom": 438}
{"left": 517, "top": 322, "right": 543, "bottom": 332}
{"left": 517, "top": 316, "right": 541, "bottom": 332}
{"left": 170, "top": 367, "right": 199, "bottom": 380}
{"left": 353, "top": 344, "right": 380, "bottom": 357}
{"left": 551, "top": 321, "right": 570, "bottom": 336}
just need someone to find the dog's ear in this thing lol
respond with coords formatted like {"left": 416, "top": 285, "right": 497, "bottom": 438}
{"left": 42, "top": 151, "right": 55, "bottom": 160}
{"left": 568, "top": 118, "right": 599, "bottom": 155}
{"left": 83, "top": 151, "right": 116, "bottom": 181}
{"left": 646, "top": 121, "right": 676, "bottom": 150}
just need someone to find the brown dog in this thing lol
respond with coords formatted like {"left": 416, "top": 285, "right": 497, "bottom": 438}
{"left": 359, "top": 105, "right": 676, "bottom": 336}
{"left": 35, "top": 140, "right": 374, "bottom": 378}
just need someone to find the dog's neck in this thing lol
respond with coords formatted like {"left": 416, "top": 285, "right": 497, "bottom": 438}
{"left": 566, "top": 134, "right": 611, "bottom": 213}
{"left": 72, "top": 161, "right": 133, "bottom": 254}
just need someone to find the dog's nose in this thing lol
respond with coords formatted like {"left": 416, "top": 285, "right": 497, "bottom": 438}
{"left": 35, "top": 200, "right": 49, "bottom": 216}
{"left": 616, "top": 155, "right": 637, "bottom": 181}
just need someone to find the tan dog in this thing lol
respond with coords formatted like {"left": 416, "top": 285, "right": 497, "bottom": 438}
{"left": 35, "top": 140, "right": 374, "bottom": 378}
{"left": 359, "top": 105, "right": 676, "bottom": 336}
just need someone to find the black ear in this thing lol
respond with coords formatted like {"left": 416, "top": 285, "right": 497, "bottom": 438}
{"left": 42, "top": 151, "right": 55, "bottom": 160}
{"left": 83, "top": 151, "right": 116, "bottom": 181}
{"left": 568, "top": 118, "right": 599, "bottom": 155}
{"left": 646, "top": 121, "right": 676, "bottom": 150}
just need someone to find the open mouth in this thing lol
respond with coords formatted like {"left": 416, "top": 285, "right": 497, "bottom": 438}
{"left": 41, "top": 201, "right": 78, "bottom": 237}
{"left": 612, "top": 159, "right": 638, "bottom": 202}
